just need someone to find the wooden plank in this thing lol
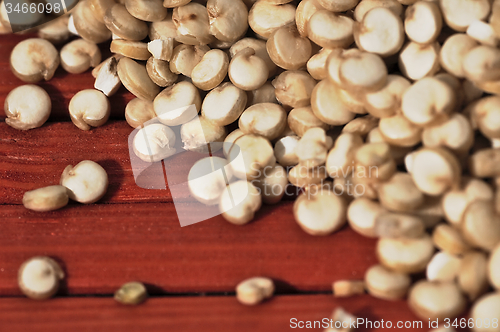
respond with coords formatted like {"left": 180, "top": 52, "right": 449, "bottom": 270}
{"left": 0, "top": 294, "right": 428, "bottom": 332}
{"left": 0, "top": 202, "right": 377, "bottom": 295}
{"left": 0, "top": 34, "right": 132, "bottom": 121}
{"left": 0, "top": 121, "right": 295, "bottom": 205}
{"left": 0, "top": 121, "right": 180, "bottom": 205}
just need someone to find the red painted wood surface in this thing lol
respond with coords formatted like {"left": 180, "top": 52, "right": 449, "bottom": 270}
{"left": 0, "top": 202, "right": 380, "bottom": 295}
{"left": 0, "top": 121, "right": 173, "bottom": 204}
{"left": 0, "top": 33, "right": 463, "bottom": 331}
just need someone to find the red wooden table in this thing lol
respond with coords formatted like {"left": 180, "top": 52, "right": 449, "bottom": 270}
{"left": 0, "top": 33, "right": 433, "bottom": 332}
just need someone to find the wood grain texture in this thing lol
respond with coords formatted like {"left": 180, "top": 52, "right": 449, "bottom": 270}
{"left": 0, "top": 121, "right": 179, "bottom": 205}
{"left": 0, "top": 202, "right": 378, "bottom": 295}
{"left": 0, "top": 120, "right": 292, "bottom": 205}
{"left": 0, "top": 295, "right": 427, "bottom": 332}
